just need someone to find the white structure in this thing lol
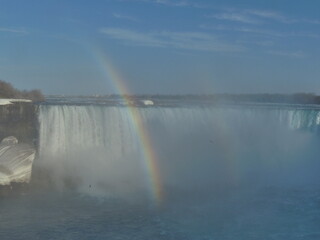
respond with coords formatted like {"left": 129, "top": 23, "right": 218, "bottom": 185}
{"left": 142, "top": 100, "right": 154, "bottom": 106}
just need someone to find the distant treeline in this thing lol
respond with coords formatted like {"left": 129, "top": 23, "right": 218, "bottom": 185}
{"left": 198, "top": 93, "right": 320, "bottom": 105}
{"left": 115, "top": 93, "right": 320, "bottom": 105}
{"left": 0, "top": 80, "right": 45, "bottom": 101}
{"left": 50, "top": 93, "right": 320, "bottom": 105}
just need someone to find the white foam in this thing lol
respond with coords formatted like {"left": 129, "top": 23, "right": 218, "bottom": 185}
{"left": 0, "top": 136, "right": 35, "bottom": 185}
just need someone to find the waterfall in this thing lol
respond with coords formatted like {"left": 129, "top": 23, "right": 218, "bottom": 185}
{"left": 36, "top": 104, "right": 320, "bottom": 198}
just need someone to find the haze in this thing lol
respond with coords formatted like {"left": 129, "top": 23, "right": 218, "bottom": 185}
{"left": 1, "top": 0, "right": 319, "bottom": 95}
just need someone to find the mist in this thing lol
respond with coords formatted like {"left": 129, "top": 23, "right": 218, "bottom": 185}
{"left": 33, "top": 105, "right": 320, "bottom": 204}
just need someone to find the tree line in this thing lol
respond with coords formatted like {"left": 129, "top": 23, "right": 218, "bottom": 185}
{"left": 135, "top": 93, "right": 320, "bottom": 105}
{"left": 0, "top": 80, "right": 44, "bottom": 101}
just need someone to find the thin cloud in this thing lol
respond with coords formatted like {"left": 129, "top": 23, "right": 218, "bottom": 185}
{"left": 302, "top": 19, "right": 320, "bottom": 25}
{"left": 236, "top": 27, "right": 287, "bottom": 37}
{"left": 242, "top": 28, "right": 320, "bottom": 39}
{"left": 152, "top": 0, "right": 189, "bottom": 7}
{"left": 0, "top": 27, "right": 28, "bottom": 34}
{"left": 267, "top": 50, "right": 306, "bottom": 58}
{"left": 245, "top": 9, "right": 294, "bottom": 23}
{"left": 100, "top": 27, "right": 244, "bottom": 52}
{"left": 201, "top": 24, "right": 320, "bottom": 39}
{"left": 208, "top": 13, "right": 261, "bottom": 24}
{"left": 237, "top": 39, "right": 275, "bottom": 47}
{"left": 118, "top": 0, "right": 205, "bottom": 8}
{"left": 113, "top": 13, "right": 139, "bottom": 22}
{"left": 247, "top": 10, "right": 320, "bottom": 25}
{"left": 100, "top": 28, "right": 164, "bottom": 47}
{"left": 208, "top": 8, "right": 320, "bottom": 25}
{"left": 200, "top": 24, "right": 285, "bottom": 37}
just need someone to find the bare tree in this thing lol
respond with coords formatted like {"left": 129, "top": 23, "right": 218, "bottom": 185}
{"left": 0, "top": 80, "right": 45, "bottom": 101}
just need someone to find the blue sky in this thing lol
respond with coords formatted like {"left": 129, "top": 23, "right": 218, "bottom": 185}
{"left": 0, "top": 0, "right": 319, "bottom": 94}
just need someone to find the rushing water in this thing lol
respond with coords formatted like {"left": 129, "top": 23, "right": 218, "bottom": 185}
{"left": 1, "top": 102, "right": 320, "bottom": 239}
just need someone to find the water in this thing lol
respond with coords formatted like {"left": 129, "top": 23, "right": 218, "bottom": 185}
{"left": 1, "top": 100, "right": 320, "bottom": 239}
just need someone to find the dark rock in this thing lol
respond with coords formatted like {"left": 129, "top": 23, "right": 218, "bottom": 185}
{"left": 0, "top": 102, "right": 38, "bottom": 144}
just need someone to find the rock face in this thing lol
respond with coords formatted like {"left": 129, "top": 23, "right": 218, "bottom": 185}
{"left": 0, "top": 102, "right": 38, "bottom": 144}
{"left": 0, "top": 102, "right": 38, "bottom": 188}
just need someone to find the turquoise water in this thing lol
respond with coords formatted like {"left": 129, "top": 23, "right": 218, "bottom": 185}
{"left": 1, "top": 187, "right": 320, "bottom": 239}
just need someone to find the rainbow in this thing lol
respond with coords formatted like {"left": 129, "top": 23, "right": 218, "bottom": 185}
{"left": 92, "top": 49, "right": 164, "bottom": 205}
